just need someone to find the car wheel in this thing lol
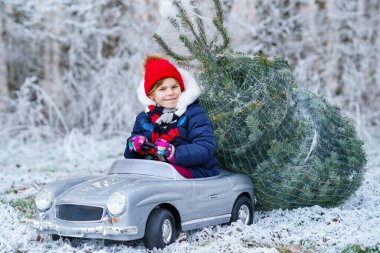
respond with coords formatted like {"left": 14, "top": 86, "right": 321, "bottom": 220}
{"left": 143, "top": 208, "right": 176, "bottom": 250}
{"left": 230, "top": 195, "right": 253, "bottom": 225}
{"left": 51, "top": 234, "right": 61, "bottom": 241}
{"left": 51, "top": 234, "right": 72, "bottom": 242}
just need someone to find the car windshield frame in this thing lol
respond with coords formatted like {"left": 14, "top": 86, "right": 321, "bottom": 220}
{"left": 108, "top": 159, "right": 185, "bottom": 180}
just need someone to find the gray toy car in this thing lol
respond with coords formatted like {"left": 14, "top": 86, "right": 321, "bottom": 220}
{"left": 31, "top": 144, "right": 255, "bottom": 250}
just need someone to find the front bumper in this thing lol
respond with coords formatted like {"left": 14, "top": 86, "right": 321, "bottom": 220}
{"left": 30, "top": 219, "right": 138, "bottom": 239}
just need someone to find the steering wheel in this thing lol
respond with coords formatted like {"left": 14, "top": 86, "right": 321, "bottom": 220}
{"left": 141, "top": 141, "right": 168, "bottom": 162}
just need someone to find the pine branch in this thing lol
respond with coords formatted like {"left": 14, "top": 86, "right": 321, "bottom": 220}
{"left": 168, "top": 17, "right": 181, "bottom": 32}
{"left": 173, "top": 1, "right": 205, "bottom": 48}
{"left": 212, "top": 0, "right": 230, "bottom": 51}
{"left": 152, "top": 33, "right": 194, "bottom": 61}
{"left": 178, "top": 34, "right": 205, "bottom": 61}
{"left": 192, "top": 4, "right": 208, "bottom": 46}
{"left": 213, "top": 0, "right": 224, "bottom": 25}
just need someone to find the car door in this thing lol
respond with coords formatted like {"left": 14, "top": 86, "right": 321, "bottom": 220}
{"left": 192, "top": 176, "right": 231, "bottom": 219}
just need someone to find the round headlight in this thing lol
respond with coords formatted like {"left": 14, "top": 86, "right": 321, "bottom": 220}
{"left": 35, "top": 189, "right": 53, "bottom": 211}
{"left": 107, "top": 192, "right": 127, "bottom": 215}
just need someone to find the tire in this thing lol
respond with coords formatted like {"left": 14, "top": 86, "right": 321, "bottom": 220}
{"left": 230, "top": 195, "right": 254, "bottom": 225}
{"left": 51, "top": 234, "right": 61, "bottom": 241}
{"left": 51, "top": 234, "right": 71, "bottom": 242}
{"left": 143, "top": 208, "right": 176, "bottom": 250}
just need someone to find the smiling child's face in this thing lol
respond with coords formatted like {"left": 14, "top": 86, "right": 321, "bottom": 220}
{"left": 149, "top": 77, "right": 182, "bottom": 109}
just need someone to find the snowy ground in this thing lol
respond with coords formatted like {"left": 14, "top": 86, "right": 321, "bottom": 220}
{"left": 0, "top": 129, "right": 379, "bottom": 253}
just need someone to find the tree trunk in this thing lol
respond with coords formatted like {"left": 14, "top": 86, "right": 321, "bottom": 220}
{"left": 0, "top": 4, "right": 9, "bottom": 111}
{"left": 42, "top": 4, "right": 63, "bottom": 102}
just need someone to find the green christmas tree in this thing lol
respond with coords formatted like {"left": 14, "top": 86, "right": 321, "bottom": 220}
{"left": 154, "top": 0, "right": 366, "bottom": 210}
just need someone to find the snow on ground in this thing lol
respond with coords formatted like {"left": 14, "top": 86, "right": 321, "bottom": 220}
{"left": 0, "top": 129, "right": 379, "bottom": 253}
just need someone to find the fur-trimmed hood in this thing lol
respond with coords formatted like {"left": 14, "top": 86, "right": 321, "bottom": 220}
{"left": 137, "top": 68, "right": 201, "bottom": 117}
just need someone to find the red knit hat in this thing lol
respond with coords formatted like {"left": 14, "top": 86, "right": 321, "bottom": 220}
{"left": 143, "top": 54, "right": 184, "bottom": 97}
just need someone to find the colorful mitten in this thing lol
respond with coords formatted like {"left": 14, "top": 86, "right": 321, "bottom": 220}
{"left": 128, "top": 135, "right": 147, "bottom": 153}
{"left": 154, "top": 138, "right": 176, "bottom": 162}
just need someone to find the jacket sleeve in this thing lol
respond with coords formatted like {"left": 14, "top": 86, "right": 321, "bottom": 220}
{"left": 174, "top": 106, "right": 217, "bottom": 167}
{"left": 124, "top": 112, "right": 153, "bottom": 159}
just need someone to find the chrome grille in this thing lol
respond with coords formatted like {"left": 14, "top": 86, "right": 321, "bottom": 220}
{"left": 56, "top": 204, "right": 104, "bottom": 221}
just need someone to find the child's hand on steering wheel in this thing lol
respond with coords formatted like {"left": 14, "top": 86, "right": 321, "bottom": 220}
{"left": 154, "top": 139, "right": 175, "bottom": 162}
{"left": 128, "top": 135, "right": 147, "bottom": 153}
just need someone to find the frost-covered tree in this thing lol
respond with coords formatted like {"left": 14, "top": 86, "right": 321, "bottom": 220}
{"left": 154, "top": 0, "right": 366, "bottom": 210}
{"left": 227, "top": 0, "right": 380, "bottom": 120}
{"left": 0, "top": 0, "right": 161, "bottom": 146}
{"left": 0, "top": 0, "right": 377, "bottom": 158}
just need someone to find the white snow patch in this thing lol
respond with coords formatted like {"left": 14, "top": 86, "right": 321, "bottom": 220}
{"left": 0, "top": 130, "right": 379, "bottom": 252}
{"left": 160, "top": 0, "right": 179, "bottom": 19}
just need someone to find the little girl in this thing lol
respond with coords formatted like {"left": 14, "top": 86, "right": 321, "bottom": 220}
{"left": 124, "top": 54, "right": 220, "bottom": 178}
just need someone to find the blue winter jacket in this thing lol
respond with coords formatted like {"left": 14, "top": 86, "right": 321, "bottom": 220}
{"left": 124, "top": 100, "right": 220, "bottom": 178}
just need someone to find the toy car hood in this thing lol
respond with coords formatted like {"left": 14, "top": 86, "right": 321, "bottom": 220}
{"left": 57, "top": 175, "right": 139, "bottom": 201}
{"left": 54, "top": 159, "right": 186, "bottom": 205}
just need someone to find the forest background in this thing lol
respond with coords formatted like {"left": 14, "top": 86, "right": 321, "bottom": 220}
{"left": 1, "top": 0, "right": 379, "bottom": 142}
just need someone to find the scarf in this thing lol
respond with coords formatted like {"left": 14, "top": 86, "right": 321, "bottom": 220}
{"left": 147, "top": 105, "right": 182, "bottom": 146}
